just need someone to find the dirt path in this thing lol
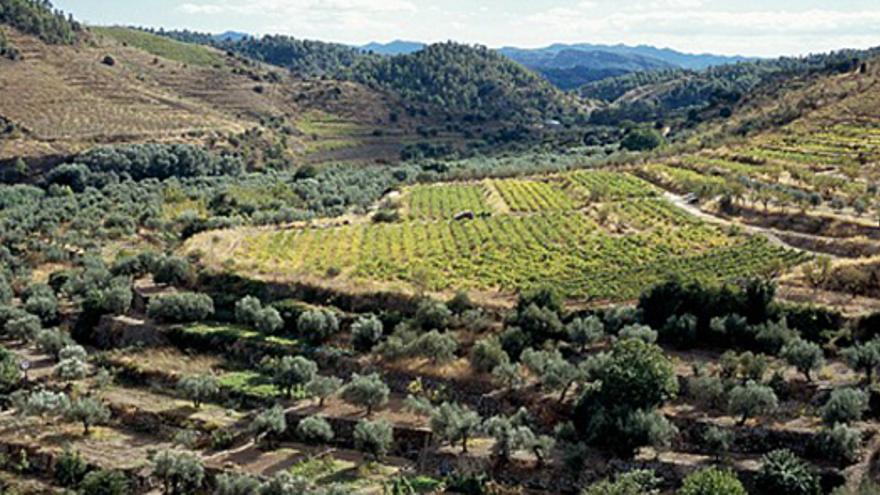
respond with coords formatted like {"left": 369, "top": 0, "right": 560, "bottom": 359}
{"left": 664, "top": 192, "right": 821, "bottom": 255}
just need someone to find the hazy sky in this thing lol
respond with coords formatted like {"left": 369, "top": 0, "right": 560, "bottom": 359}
{"left": 53, "top": 0, "right": 880, "bottom": 57}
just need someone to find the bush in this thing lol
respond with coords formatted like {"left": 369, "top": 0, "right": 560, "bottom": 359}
{"left": 147, "top": 293, "right": 214, "bottom": 323}
{"left": 842, "top": 340, "right": 880, "bottom": 382}
{"left": 821, "top": 388, "right": 868, "bottom": 425}
{"left": 591, "top": 338, "right": 678, "bottom": 411}
{"left": 410, "top": 330, "right": 458, "bottom": 364}
{"left": 35, "top": 328, "right": 74, "bottom": 360}
{"left": 619, "top": 324, "right": 657, "bottom": 343}
{"left": 583, "top": 469, "right": 661, "bottom": 495}
{"left": 567, "top": 315, "right": 604, "bottom": 351}
{"left": 79, "top": 469, "right": 129, "bottom": 495}
{"left": 687, "top": 373, "right": 726, "bottom": 410}
{"left": 755, "top": 449, "right": 821, "bottom": 495}
{"left": 678, "top": 467, "right": 746, "bottom": 495}
{"left": 296, "top": 415, "right": 335, "bottom": 444}
{"left": 470, "top": 335, "right": 509, "bottom": 373}
{"left": 351, "top": 314, "right": 384, "bottom": 352}
{"left": 153, "top": 256, "right": 195, "bottom": 287}
{"left": 151, "top": 449, "right": 204, "bottom": 495}
{"left": 621, "top": 128, "right": 664, "bottom": 152}
{"left": 250, "top": 405, "right": 287, "bottom": 446}
{"left": 702, "top": 426, "right": 734, "bottom": 460}
{"left": 353, "top": 419, "right": 394, "bottom": 460}
{"left": 6, "top": 313, "right": 41, "bottom": 341}
{"left": 215, "top": 473, "right": 261, "bottom": 495}
{"left": 54, "top": 448, "right": 88, "bottom": 487}
{"left": 264, "top": 355, "right": 317, "bottom": 399}
{"left": 660, "top": 313, "right": 697, "bottom": 347}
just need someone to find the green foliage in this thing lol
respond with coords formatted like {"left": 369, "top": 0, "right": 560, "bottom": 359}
{"left": 618, "top": 324, "right": 657, "bottom": 343}
{"left": 297, "top": 309, "right": 340, "bottom": 344}
{"left": 54, "top": 447, "right": 88, "bottom": 488}
{"left": 755, "top": 449, "right": 821, "bottom": 495}
{"left": 0, "top": 346, "right": 20, "bottom": 393}
{"left": 341, "top": 373, "right": 389, "bottom": 416}
{"left": 353, "top": 419, "right": 394, "bottom": 460}
{"left": 728, "top": 380, "right": 778, "bottom": 425}
{"left": 469, "top": 335, "right": 509, "bottom": 373}
{"left": 821, "top": 388, "right": 868, "bottom": 425}
{"left": 147, "top": 293, "right": 214, "bottom": 323}
{"left": 350, "top": 314, "right": 384, "bottom": 352}
{"left": 151, "top": 449, "right": 204, "bottom": 495}
{"left": 305, "top": 375, "right": 342, "bottom": 407}
{"left": 702, "top": 426, "right": 734, "bottom": 459}
{"left": 678, "top": 467, "right": 746, "bottom": 495}
{"left": 0, "top": 0, "right": 80, "bottom": 44}
{"left": 95, "top": 27, "right": 225, "bottom": 66}
{"left": 842, "top": 339, "right": 880, "bottom": 382}
{"left": 153, "top": 256, "right": 196, "bottom": 287}
{"left": 620, "top": 128, "right": 664, "bottom": 152}
{"left": 250, "top": 405, "right": 287, "bottom": 445}
{"left": 567, "top": 315, "right": 604, "bottom": 351}
{"left": 35, "top": 328, "right": 73, "bottom": 360}
{"left": 413, "top": 299, "right": 452, "bottom": 331}
{"left": 592, "top": 338, "right": 678, "bottom": 410}
{"left": 780, "top": 338, "right": 824, "bottom": 382}
{"left": 296, "top": 415, "right": 334, "bottom": 444}
{"left": 582, "top": 469, "right": 661, "bottom": 495}
{"left": 78, "top": 469, "right": 130, "bottom": 495}
{"left": 816, "top": 423, "right": 861, "bottom": 465}
{"left": 74, "top": 144, "right": 242, "bottom": 182}
{"left": 215, "top": 472, "right": 263, "bottom": 495}
{"left": 428, "top": 402, "right": 482, "bottom": 452}
{"left": 263, "top": 356, "right": 317, "bottom": 399}
{"left": 65, "top": 397, "right": 111, "bottom": 435}
{"left": 177, "top": 374, "right": 219, "bottom": 408}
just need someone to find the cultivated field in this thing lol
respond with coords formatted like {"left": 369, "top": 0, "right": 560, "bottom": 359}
{"left": 189, "top": 171, "right": 806, "bottom": 303}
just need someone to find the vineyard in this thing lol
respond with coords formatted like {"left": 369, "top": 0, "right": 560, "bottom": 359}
{"left": 197, "top": 172, "right": 807, "bottom": 302}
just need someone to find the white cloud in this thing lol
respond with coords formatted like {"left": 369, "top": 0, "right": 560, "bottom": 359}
{"left": 178, "top": 0, "right": 416, "bottom": 17}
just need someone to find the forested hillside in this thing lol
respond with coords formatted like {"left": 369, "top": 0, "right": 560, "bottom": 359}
{"left": 0, "top": 0, "right": 80, "bottom": 44}
{"left": 583, "top": 49, "right": 879, "bottom": 127}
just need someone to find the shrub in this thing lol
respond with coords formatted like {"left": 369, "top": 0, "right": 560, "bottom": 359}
{"left": 353, "top": 419, "right": 394, "bottom": 460}
{"left": 755, "top": 449, "right": 821, "bottom": 495}
{"left": 411, "top": 330, "right": 458, "bottom": 364}
{"left": 470, "top": 335, "right": 509, "bottom": 373}
{"left": 152, "top": 256, "right": 195, "bottom": 287}
{"left": 147, "top": 293, "right": 214, "bottom": 323}
{"left": 0, "top": 346, "right": 20, "bottom": 394}
{"left": 234, "top": 296, "right": 262, "bottom": 325}
{"left": 79, "top": 469, "right": 129, "bottom": 495}
{"left": 842, "top": 339, "right": 880, "bottom": 382}
{"left": 35, "top": 328, "right": 74, "bottom": 360}
{"left": 621, "top": 128, "right": 664, "bottom": 152}
{"left": 660, "top": 313, "right": 697, "bottom": 347}
{"left": 512, "top": 303, "right": 564, "bottom": 344}
{"left": 821, "top": 388, "right": 868, "bottom": 425}
{"left": 728, "top": 381, "right": 778, "bottom": 425}
{"left": 592, "top": 338, "right": 678, "bottom": 411}
{"left": 687, "top": 373, "right": 726, "bottom": 410}
{"left": 499, "top": 326, "right": 530, "bottom": 360}
{"left": 341, "top": 373, "right": 389, "bottom": 416}
{"left": 619, "top": 324, "right": 658, "bottom": 343}
{"left": 583, "top": 469, "right": 661, "bottom": 495}
{"left": 7, "top": 313, "right": 41, "bottom": 341}
{"left": 567, "top": 315, "right": 604, "bottom": 351}
{"left": 350, "top": 314, "right": 384, "bottom": 352}
{"left": 780, "top": 338, "right": 824, "bottom": 382}
{"left": 296, "top": 415, "right": 334, "bottom": 444}
{"left": 215, "top": 473, "right": 262, "bottom": 495}
{"left": 254, "top": 307, "right": 283, "bottom": 334}
{"left": 678, "top": 467, "right": 746, "bottom": 495}
{"left": 54, "top": 448, "right": 88, "bottom": 487}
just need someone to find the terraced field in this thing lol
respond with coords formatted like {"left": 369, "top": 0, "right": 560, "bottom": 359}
{"left": 191, "top": 172, "right": 806, "bottom": 302}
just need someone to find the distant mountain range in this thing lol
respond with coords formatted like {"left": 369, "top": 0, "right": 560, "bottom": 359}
{"left": 359, "top": 40, "right": 756, "bottom": 89}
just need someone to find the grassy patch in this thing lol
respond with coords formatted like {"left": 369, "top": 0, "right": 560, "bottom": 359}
{"left": 95, "top": 27, "right": 226, "bottom": 67}
{"left": 216, "top": 371, "right": 280, "bottom": 399}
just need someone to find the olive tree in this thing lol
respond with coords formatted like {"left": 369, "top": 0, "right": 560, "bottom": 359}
{"left": 177, "top": 374, "right": 219, "bottom": 408}
{"left": 428, "top": 402, "right": 482, "bottom": 453}
{"left": 305, "top": 375, "right": 342, "bottom": 407}
{"left": 151, "top": 449, "right": 205, "bottom": 495}
{"left": 567, "top": 315, "right": 604, "bottom": 352}
{"left": 353, "top": 419, "right": 393, "bottom": 460}
{"left": 297, "top": 309, "right": 340, "bottom": 344}
{"left": 65, "top": 396, "right": 111, "bottom": 435}
{"left": 728, "top": 381, "right": 778, "bottom": 425}
{"left": 780, "top": 338, "right": 824, "bottom": 382}
{"left": 469, "top": 335, "right": 509, "bottom": 373}
{"left": 147, "top": 293, "right": 214, "bottom": 323}
{"left": 296, "top": 415, "right": 334, "bottom": 444}
{"left": 842, "top": 339, "right": 880, "bottom": 383}
{"left": 350, "top": 314, "right": 383, "bottom": 352}
{"left": 341, "top": 373, "right": 389, "bottom": 416}
{"left": 821, "top": 388, "right": 868, "bottom": 425}
{"left": 264, "top": 356, "right": 317, "bottom": 399}
{"left": 250, "top": 405, "right": 287, "bottom": 447}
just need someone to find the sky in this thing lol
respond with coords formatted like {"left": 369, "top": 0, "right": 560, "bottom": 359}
{"left": 53, "top": 0, "right": 880, "bottom": 57}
